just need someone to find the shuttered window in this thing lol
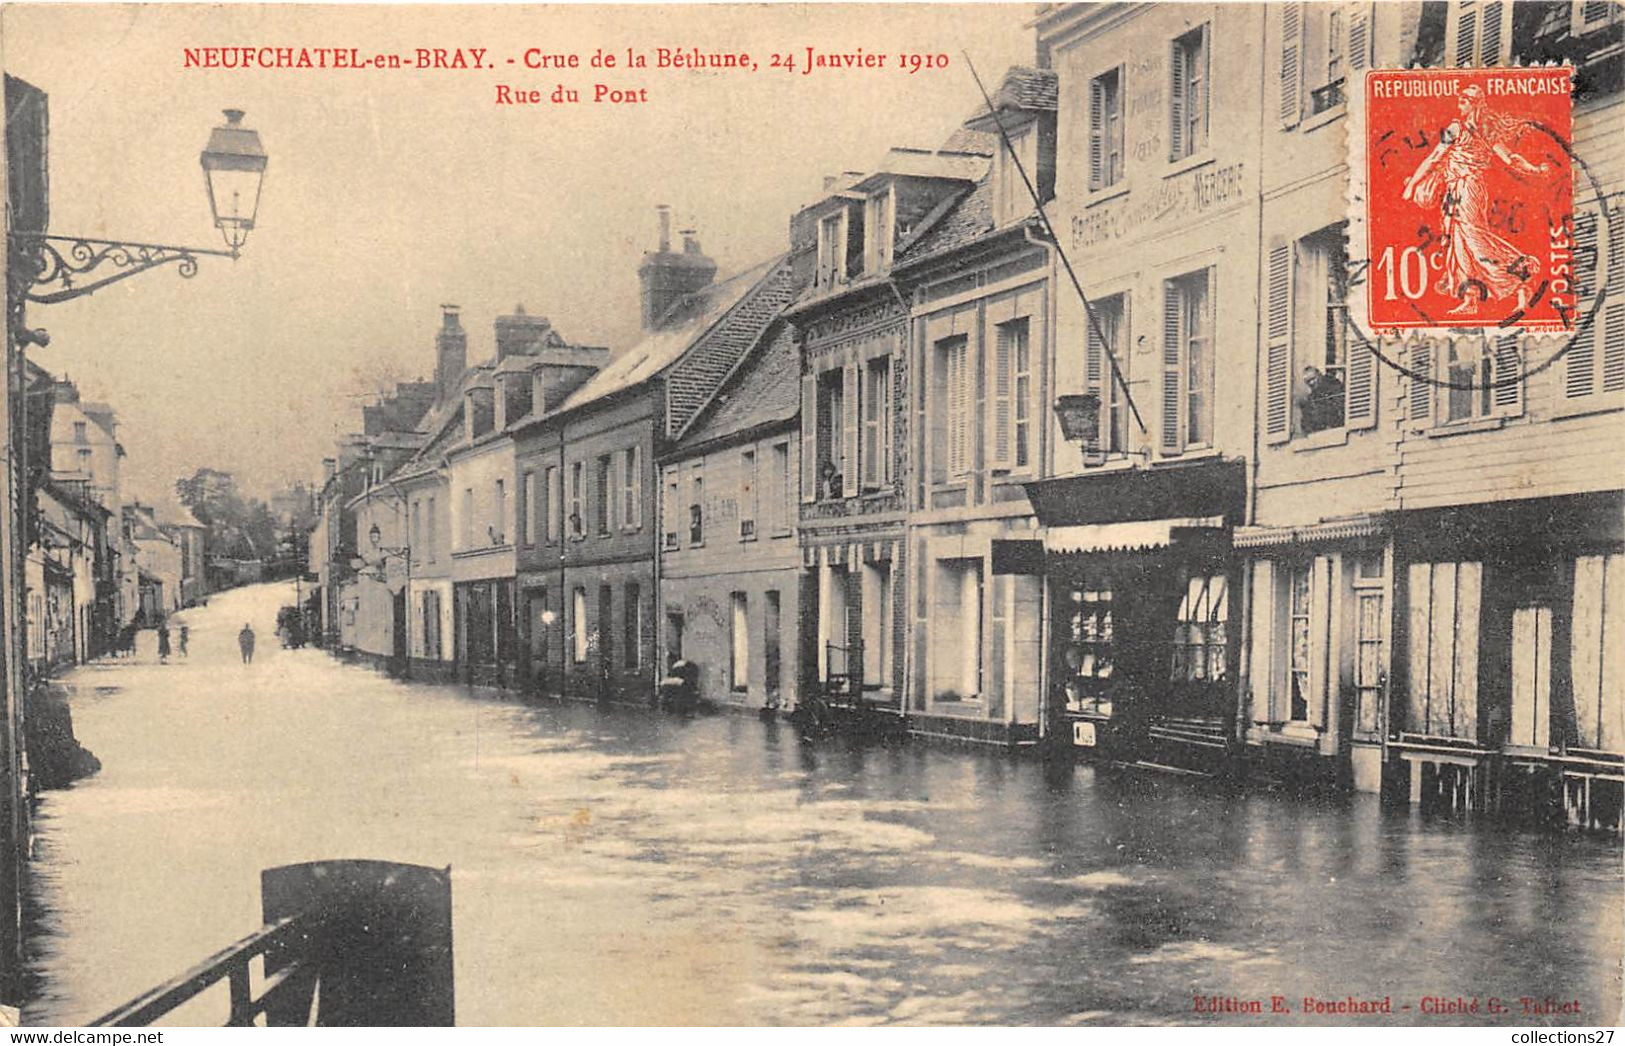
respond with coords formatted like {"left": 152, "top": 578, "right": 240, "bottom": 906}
{"left": 1564, "top": 206, "right": 1625, "bottom": 400}
{"left": 1170, "top": 24, "right": 1210, "bottom": 161}
{"left": 622, "top": 446, "right": 641, "bottom": 530}
{"left": 990, "top": 318, "right": 1032, "bottom": 470}
{"left": 944, "top": 337, "right": 971, "bottom": 476}
{"left": 862, "top": 356, "right": 892, "bottom": 490}
{"left": 1280, "top": 2, "right": 1305, "bottom": 127}
{"left": 1265, "top": 243, "right": 1293, "bottom": 442}
{"left": 1162, "top": 269, "right": 1213, "bottom": 454}
{"left": 1087, "top": 294, "right": 1129, "bottom": 454}
{"left": 1088, "top": 67, "right": 1124, "bottom": 192}
{"left": 1448, "top": 0, "right": 1513, "bottom": 66}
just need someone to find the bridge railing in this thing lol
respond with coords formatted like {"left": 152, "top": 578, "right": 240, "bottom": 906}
{"left": 91, "top": 859, "right": 453, "bottom": 1027}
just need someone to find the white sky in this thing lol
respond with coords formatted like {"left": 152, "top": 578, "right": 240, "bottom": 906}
{"left": 1, "top": 2, "right": 1037, "bottom": 503}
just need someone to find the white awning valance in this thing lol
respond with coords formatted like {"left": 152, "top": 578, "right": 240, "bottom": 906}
{"left": 1045, "top": 516, "right": 1224, "bottom": 554}
{"left": 1233, "top": 517, "right": 1386, "bottom": 550}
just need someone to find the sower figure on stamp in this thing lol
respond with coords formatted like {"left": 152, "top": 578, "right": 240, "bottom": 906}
{"left": 1401, "top": 83, "right": 1552, "bottom": 315}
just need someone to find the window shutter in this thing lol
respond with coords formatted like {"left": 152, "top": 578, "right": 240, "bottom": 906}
{"left": 1567, "top": 211, "right": 1599, "bottom": 397}
{"left": 1169, "top": 38, "right": 1185, "bottom": 159}
{"left": 842, "top": 362, "right": 860, "bottom": 497}
{"left": 879, "top": 356, "right": 893, "bottom": 485}
{"left": 1605, "top": 206, "right": 1625, "bottom": 393}
{"left": 1088, "top": 77, "right": 1104, "bottom": 191}
{"left": 1480, "top": 0, "right": 1504, "bottom": 65}
{"left": 1454, "top": 4, "right": 1478, "bottom": 67}
{"left": 1161, "top": 283, "right": 1184, "bottom": 454}
{"left": 1408, "top": 338, "right": 1433, "bottom": 428}
{"left": 800, "top": 375, "right": 817, "bottom": 503}
{"left": 1280, "top": 2, "right": 1303, "bottom": 128}
{"left": 1347, "top": 2, "right": 1372, "bottom": 73}
{"left": 1085, "top": 308, "right": 1105, "bottom": 394}
{"left": 1198, "top": 24, "right": 1212, "bottom": 146}
{"left": 1248, "top": 560, "right": 1276, "bottom": 728}
{"left": 951, "top": 340, "right": 969, "bottom": 474}
{"left": 1345, "top": 331, "right": 1378, "bottom": 429}
{"left": 992, "top": 325, "right": 1012, "bottom": 467}
{"left": 1492, "top": 332, "right": 1524, "bottom": 415}
{"left": 1265, "top": 243, "right": 1292, "bottom": 443}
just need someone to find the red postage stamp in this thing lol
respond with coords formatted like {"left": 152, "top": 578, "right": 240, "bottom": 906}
{"left": 1364, "top": 66, "right": 1573, "bottom": 331}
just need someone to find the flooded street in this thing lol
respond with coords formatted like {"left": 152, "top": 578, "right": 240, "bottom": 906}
{"left": 21, "top": 581, "right": 1624, "bottom": 1026}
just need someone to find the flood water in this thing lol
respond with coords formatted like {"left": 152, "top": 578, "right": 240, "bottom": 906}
{"left": 21, "top": 581, "right": 1624, "bottom": 1026}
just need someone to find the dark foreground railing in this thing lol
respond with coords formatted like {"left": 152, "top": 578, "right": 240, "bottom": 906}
{"left": 92, "top": 860, "right": 454, "bottom": 1027}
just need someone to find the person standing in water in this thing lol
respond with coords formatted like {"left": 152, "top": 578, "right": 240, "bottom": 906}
{"left": 238, "top": 623, "right": 256, "bottom": 664}
{"left": 156, "top": 621, "right": 171, "bottom": 663}
{"left": 178, "top": 624, "right": 189, "bottom": 658}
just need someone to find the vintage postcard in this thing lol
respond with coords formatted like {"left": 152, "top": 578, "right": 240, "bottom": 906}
{"left": 0, "top": 0, "right": 1620, "bottom": 1032}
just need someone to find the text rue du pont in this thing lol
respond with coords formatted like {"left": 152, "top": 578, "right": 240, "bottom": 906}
{"left": 495, "top": 45, "right": 947, "bottom": 105}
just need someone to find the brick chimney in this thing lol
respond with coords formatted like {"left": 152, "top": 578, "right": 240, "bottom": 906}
{"left": 495, "top": 303, "right": 553, "bottom": 360}
{"left": 435, "top": 304, "right": 467, "bottom": 403}
{"left": 637, "top": 205, "right": 716, "bottom": 332}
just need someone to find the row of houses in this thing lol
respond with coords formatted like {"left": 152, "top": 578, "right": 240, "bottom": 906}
{"left": 22, "top": 370, "right": 206, "bottom": 673}
{"left": 312, "top": 0, "right": 1624, "bottom": 830}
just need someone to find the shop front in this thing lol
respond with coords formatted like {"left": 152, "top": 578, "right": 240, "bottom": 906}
{"left": 1025, "top": 459, "right": 1246, "bottom": 770}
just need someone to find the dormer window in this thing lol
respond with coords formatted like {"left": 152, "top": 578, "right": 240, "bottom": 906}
{"left": 993, "top": 123, "right": 1039, "bottom": 225}
{"left": 863, "top": 186, "right": 895, "bottom": 274}
{"left": 817, "top": 212, "right": 845, "bottom": 289}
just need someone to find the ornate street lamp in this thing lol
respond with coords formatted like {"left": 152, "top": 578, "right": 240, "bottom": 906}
{"left": 9, "top": 108, "right": 268, "bottom": 309}
{"left": 200, "top": 109, "right": 268, "bottom": 254}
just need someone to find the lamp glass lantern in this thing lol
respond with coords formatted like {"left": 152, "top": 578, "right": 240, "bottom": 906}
{"left": 200, "top": 109, "right": 268, "bottom": 253}
{"left": 369, "top": 522, "right": 383, "bottom": 550}
{"left": 1053, "top": 393, "right": 1106, "bottom": 466}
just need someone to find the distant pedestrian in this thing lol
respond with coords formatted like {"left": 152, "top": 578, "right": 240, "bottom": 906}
{"left": 238, "top": 623, "right": 256, "bottom": 664}
{"left": 156, "top": 623, "right": 171, "bottom": 663}
{"left": 178, "top": 625, "right": 189, "bottom": 658}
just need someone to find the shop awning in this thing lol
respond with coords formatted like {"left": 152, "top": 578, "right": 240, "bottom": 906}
{"left": 1045, "top": 516, "right": 1225, "bottom": 554}
{"left": 1234, "top": 516, "right": 1385, "bottom": 549}
{"left": 1021, "top": 458, "right": 1247, "bottom": 528}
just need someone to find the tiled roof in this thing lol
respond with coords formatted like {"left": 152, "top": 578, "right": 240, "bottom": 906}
{"left": 556, "top": 257, "right": 782, "bottom": 419}
{"left": 663, "top": 258, "right": 805, "bottom": 438}
{"left": 961, "top": 66, "right": 1059, "bottom": 128}
{"left": 673, "top": 321, "right": 800, "bottom": 453}
{"left": 999, "top": 66, "right": 1059, "bottom": 111}
{"left": 896, "top": 175, "right": 993, "bottom": 262}
{"left": 856, "top": 147, "right": 989, "bottom": 188}
{"left": 938, "top": 127, "right": 999, "bottom": 155}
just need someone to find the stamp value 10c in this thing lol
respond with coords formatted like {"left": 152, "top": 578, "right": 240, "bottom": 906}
{"left": 1365, "top": 66, "right": 1574, "bottom": 332}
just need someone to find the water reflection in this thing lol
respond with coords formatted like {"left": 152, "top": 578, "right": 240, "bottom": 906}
{"left": 21, "top": 583, "right": 1624, "bottom": 1026}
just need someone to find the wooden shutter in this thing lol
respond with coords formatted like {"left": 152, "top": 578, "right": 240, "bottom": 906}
{"left": 992, "top": 323, "right": 1013, "bottom": 467}
{"left": 1161, "top": 282, "right": 1184, "bottom": 454}
{"left": 1086, "top": 306, "right": 1105, "bottom": 394}
{"left": 1249, "top": 560, "right": 1276, "bottom": 728}
{"left": 842, "top": 362, "right": 860, "bottom": 497}
{"left": 1408, "top": 337, "right": 1433, "bottom": 428}
{"left": 1480, "top": 0, "right": 1504, "bottom": 65}
{"left": 1309, "top": 556, "right": 1333, "bottom": 735}
{"left": 1604, "top": 206, "right": 1625, "bottom": 393}
{"left": 1346, "top": 332, "right": 1378, "bottom": 430}
{"left": 800, "top": 375, "right": 817, "bottom": 503}
{"left": 1567, "top": 212, "right": 1599, "bottom": 397}
{"left": 1453, "top": 561, "right": 1482, "bottom": 740}
{"left": 1280, "top": 2, "right": 1303, "bottom": 128}
{"left": 1169, "top": 37, "right": 1185, "bottom": 159}
{"left": 1197, "top": 24, "right": 1212, "bottom": 146}
{"left": 879, "top": 354, "right": 893, "bottom": 485}
{"left": 1492, "top": 332, "right": 1523, "bottom": 416}
{"left": 1265, "top": 243, "right": 1293, "bottom": 442}
{"left": 1348, "top": 2, "right": 1372, "bottom": 73}
{"left": 1454, "top": 3, "right": 1478, "bottom": 67}
{"left": 1088, "top": 76, "right": 1104, "bottom": 191}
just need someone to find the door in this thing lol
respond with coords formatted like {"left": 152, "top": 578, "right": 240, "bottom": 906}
{"left": 392, "top": 589, "right": 408, "bottom": 673}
